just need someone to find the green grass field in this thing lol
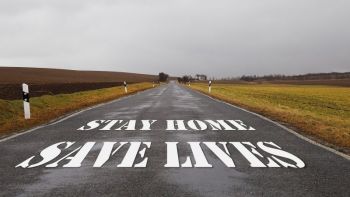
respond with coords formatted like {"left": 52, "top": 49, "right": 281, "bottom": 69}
{"left": 190, "top": 83, "right": 350, "bottom": 152}
{"left": 0, "top": 83, "right": 154, "bottom": 137}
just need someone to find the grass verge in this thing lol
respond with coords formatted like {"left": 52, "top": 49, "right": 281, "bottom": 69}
{"left": 0, "top": 82, "right": 154, "bottom": 137}
{"left": 190, "top": 83, "right": 350, "bottom": 153}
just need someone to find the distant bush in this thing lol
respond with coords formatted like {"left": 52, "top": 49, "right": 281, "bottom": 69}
{"left": 158, "top": 72, "right": 169, "bottom": 82}
{"left": 178, "top": 75, "right": 192, "bottom": 83}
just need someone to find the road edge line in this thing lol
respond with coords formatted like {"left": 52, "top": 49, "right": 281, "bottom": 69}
{"left": 190, "top": 88, "right": 350, "bottom": 161}
{"left": 0, "top": 87, "right": 158, "bottom": 143}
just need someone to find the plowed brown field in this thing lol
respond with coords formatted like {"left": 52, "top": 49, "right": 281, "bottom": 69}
{"left": 0, "top": 67, "right": 157, "bottom": 100}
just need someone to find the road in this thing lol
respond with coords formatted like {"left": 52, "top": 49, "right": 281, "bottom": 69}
{"left": 0, "top": 82, "right": 349, "bottom": 197}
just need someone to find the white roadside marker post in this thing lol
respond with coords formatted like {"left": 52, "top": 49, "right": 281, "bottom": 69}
{"left": 209, "top": 80, "right": 212, "bottom": 93}
{"left": 188, "top": 81, "right": 191, "bottom": 86}
{"left": 124, "top": 81, "right": 128, "bottom": 93}
{"left": 22, "top": 83, "right": 31, "bottom": 119}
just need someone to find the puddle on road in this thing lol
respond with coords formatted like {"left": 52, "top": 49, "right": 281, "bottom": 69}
{"left": 103, "top": 101, "right": 154, "bottom": 119}
{"left": 16, "top": 168, "right": 95, "bottom": 197}
{"left": 160, "top": 166, "right": 251, "bottom": 197}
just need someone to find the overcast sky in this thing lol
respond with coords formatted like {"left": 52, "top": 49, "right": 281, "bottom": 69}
{"left": 0, "top": 0, "right": 349, "bottom": 77}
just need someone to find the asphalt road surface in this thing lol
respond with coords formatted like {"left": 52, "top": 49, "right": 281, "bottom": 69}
{"left": 0, "top": 82, "right": 349, "bottom": 197}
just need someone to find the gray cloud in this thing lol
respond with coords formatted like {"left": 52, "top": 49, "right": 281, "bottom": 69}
{"left": 0, "top": 0, "right": 349, "bottom": 77}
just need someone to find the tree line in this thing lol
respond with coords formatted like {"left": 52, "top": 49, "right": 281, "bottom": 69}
{"left": 158, "top": 72, "right": 349, "bottom": 83}
{"left": 240, "top": 72, "right": 350, "bottom": 81}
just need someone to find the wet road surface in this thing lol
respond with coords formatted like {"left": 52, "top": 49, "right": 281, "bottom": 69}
{"left": 0, "top": 82, "right": 349, "bottom": 196}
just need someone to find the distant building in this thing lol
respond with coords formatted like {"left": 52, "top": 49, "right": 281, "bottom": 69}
{"left": 195, "top": 74, "right": 207, "bottom": 81}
